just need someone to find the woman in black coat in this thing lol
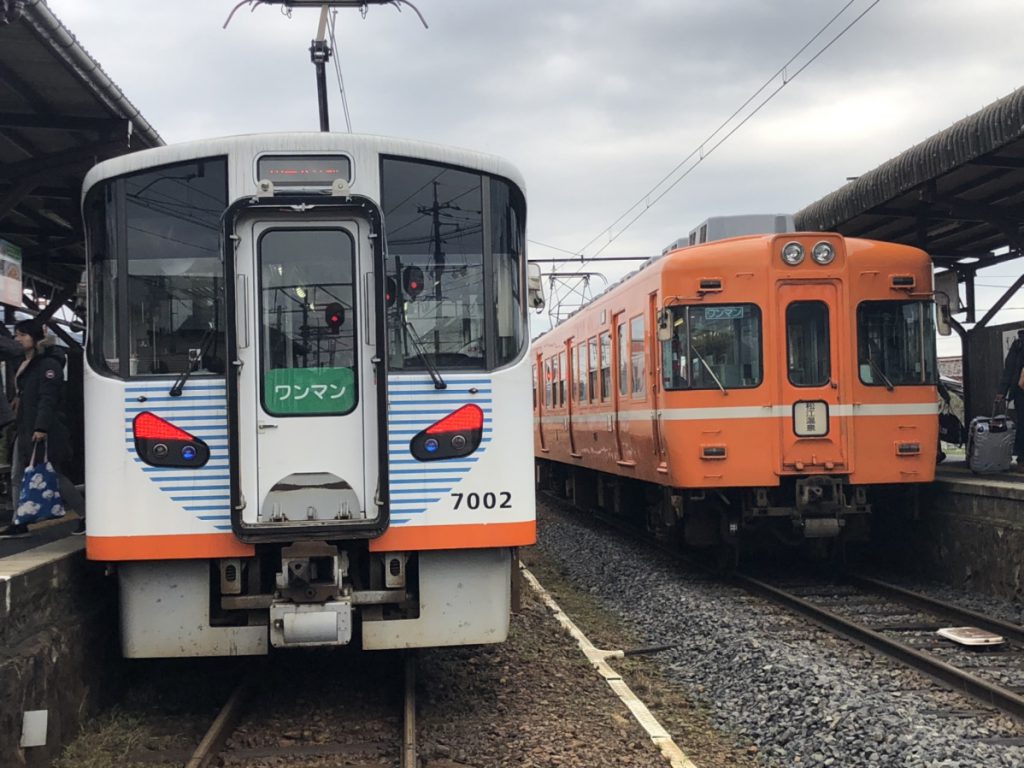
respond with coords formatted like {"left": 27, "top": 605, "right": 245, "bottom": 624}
{"left": 0, "top": 320, "right": 84, "bottom": 536}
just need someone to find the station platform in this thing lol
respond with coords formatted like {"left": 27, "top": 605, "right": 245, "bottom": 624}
{"left": 911, "top": 460, "right": 1024, "bottom": 601}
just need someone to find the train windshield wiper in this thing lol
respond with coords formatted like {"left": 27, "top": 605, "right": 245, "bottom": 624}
{"left": 689, "top": 342, "right": 727, "bottom": 395}
{"left": 868, "top": 356, "right": 895, "bottom": 392}
{"left": 169, "top": 325, "right": 216, "bottom": 397}
{"left": 403, "top": 319, "right": 447, "bottom": 390}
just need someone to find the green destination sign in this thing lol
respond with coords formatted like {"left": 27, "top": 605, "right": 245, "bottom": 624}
{"left": 264, "top": 366, "right": 356, "bottom": 415}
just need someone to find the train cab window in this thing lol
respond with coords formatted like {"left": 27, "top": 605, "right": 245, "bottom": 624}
{"left": 599, "top": 331, "right": 612, "bottom": 401}
{"left": 558, "top": 351, "right": 567, "bottom": 405}
{"left": 661, "top": 304, "right": 762, "bottom": 390}
{"left": 381, "top": 158, "right": 527, "bottom": 372}
{"left": 786, "top": 301, "right": 830, "bottom": 387}
{"left": 85, "top": 157, "right": 229, "bottom": 378}
{"left": 857, "top": 300, "right": 937, "bottom": 386}
{"left": 544, "top": 359, "right": 552, "bottom": 407}
{"left": 617, "top": 321, "right": 628, "bottom": 396}
{"left": 258, "top": 228, "right": 358, "bottom": 416}
{"left": 576, "top": 343, "right": 587, "bottom": 402}
{"left": 588, "top": 338, "right": 598, "bottom": 402}
{"left": 630, "top": 315, "right": 645, "bottom": 398}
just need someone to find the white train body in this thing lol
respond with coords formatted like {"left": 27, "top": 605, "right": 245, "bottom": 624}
{"left": 82, "top": 134, "right": 534, "bottom": 657}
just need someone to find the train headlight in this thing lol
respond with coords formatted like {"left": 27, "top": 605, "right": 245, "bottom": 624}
{"left": 781, "top": 242, "right": 804, "bottom": 265}
{"left": 812, "top": 241, "right": 836, "bottom": 265}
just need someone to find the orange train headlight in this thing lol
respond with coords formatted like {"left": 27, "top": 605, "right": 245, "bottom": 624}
{"left": 811, "top": 241, "right": 836, "bottom": 265}
{"left": 781, "top": 241, "right": 804, "bottom": 265}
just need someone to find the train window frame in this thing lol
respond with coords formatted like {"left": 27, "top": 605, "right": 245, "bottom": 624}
{"left": 558, "top": 351, "right": 567, "bottom": 406}
{"left": 599, "top": 331, "right": 612, "bottom": 401}
{"left": 84, "top": 156, "right": 229, "bottom": 380}
{"left": 576, "top": 343, "right": 587, "bottom": 402}
{"left": 630, "top": 315, "right": 645, "bottom": 399}
{"left": 380, "top": 156, "right": 527, "bottom": 374}
{"left": 256, "top": 226, "right": 359, "bottom": 419}
{"left": 587, "top": 337, "right": 598, "bottom": 403}
{"left": 617, "top": 320, "right": 628, "bottom": 396}
{"left": 856, "top": 300, "right": 937, "bottom": 387}
{"left": 786, "top": 301, "right": 831, "bottom": 388}
{"left": 661, "top": 303, "right": 763, "bottom": 391}
{"left": 544, "top": 359, "right": 552, "bottom": 407}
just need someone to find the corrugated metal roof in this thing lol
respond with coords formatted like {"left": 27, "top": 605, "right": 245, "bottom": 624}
{"left": 794, "top": 86, "right": 1024, "bottom": 268}
{"left": 0, "top": 0, "right": 162, "bottom": 291}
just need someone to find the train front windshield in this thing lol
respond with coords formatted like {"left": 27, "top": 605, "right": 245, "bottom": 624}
{"left": 857, "top": 300, "right": 937, "bottom": 386}
{"left": 380, "top": 157, "right": 526, "bottom": 372}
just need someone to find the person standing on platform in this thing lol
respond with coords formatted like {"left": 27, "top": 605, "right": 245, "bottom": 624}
{"left": 996, "top": 327, "right": 1024, "bottom": 470}
{"left": 0, "top": 320, "right": 84, "bottom": 537}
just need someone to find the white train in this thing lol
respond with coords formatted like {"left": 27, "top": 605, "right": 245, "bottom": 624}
{"left": 81, "top": 133, "right": 536, "bottom": 657}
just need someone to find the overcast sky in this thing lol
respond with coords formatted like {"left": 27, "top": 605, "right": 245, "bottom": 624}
{"left": 45, "top": 0, "right": 1024, "bottom": 352}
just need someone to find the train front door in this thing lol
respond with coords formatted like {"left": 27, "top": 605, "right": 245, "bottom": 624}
{"left": 228, "top": 211, "right": 386, "bottom": 540}
{"left": 776, "top": 282, "right": 849, "bottom": 474}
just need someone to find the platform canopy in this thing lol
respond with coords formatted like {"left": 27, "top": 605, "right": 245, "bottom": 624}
{"left": 795, "top": 86, "right": 1024, "bottom": 330}
{"left": 0, "top": 0, "right": 162, "bottom": 317}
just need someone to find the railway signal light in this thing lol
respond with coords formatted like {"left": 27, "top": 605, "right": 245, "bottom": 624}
{"left": 324, "top": 302, "right": 345, "bottom": 334}
{"left": 385, "top": 277, "right": 398, "bottom": 307}
{"left": 403, "top": 265, "right": 425, "bottom": 299}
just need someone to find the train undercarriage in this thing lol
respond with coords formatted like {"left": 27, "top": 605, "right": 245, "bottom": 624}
{"left": 536, "top": 460, "right": 918, "bottom": 564}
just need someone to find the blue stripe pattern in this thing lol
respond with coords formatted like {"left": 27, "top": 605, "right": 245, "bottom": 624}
{"left": 125, "top": 381, "right": 233, "bottom": 531}
{"left": 387, "top": 374, "right": 492, "bottom": 524}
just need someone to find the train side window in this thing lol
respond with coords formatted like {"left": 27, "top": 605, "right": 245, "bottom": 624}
{"left": 599, "top": 331, "right": 612, "bottom": 401}
{"left": 786, "top": 301, "right": 830, "bottom": 387}
{"left": 630, "top": 315, "right": 645, "bottom": 398}
{"left": 576, "top": 343, "right": 587, "bottom": 402}
{"left": 558, "top": 351, "right": 567, "bottom": 405}
{"left": 588, "top": 337, "right": 598, "bottom": 402}
{"left": 661, "top": 305, "right": 762, "bottom": 390}
{"left": 544, "top": 359, "right": 552, "bottom": 407}
{"left": 552, "top": 354, "right": 560, "bottom": 407}
{"left": 617, "top": 321, "right": 628, "bottom": 396}
{"left": 531, "top": 363, "right": 537, "bottom": 409}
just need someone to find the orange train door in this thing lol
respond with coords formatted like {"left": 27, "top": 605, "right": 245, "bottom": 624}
{"left": 776, "top": 282, "right": 848, "bottom": 473}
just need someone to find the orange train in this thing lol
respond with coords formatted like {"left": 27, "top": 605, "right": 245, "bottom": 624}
{"left": 532, "top": 222, "right": 940, "bottom": 553}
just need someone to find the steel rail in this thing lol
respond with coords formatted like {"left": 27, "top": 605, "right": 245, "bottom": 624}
{"left": 846, "top": 573, "right": 1024, "bottom": 645}
{"left": 184, "top": 677, "right": 252, "bottom": 768}
{"left": 402, "top": 651, "right": 418, "bottom": 768}
{"left": 735, "top": 573, "right": 1024, "bottom": 722}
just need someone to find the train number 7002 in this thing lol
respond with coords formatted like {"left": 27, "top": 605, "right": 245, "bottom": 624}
{"left": 451, "top": 491, "right": 512, "bottom": 510}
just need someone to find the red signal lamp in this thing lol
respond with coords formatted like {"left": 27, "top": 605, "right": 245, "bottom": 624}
{"left": 425, "top": 404, "right": 484, "bottom": 434}
{"left": 134, "top": 411, "right": 194, "bottom": 441}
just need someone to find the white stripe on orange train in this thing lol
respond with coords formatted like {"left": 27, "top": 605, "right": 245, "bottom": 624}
{"left": 534, "top": 402, "right": 939, "bottom": 424}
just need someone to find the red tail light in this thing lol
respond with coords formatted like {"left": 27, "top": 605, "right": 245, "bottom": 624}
{"left": 426, "top": 404, "right": 484, "bottom": 434}
{"left": 134, "top": 412, "right": 195, "bottom": 441}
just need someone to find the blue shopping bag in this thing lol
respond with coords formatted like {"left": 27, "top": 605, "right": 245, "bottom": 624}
{"left": 12, "top": 441, "right": 66, "bottom": 526}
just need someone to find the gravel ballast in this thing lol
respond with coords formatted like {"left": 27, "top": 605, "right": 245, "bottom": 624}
{"left": 533, "top": 500, "right": 1024, "bottom": 768}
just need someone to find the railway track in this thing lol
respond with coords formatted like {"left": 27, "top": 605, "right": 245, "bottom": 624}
{"left": 735, "top": 571, "right": 1024, "bottom": 723}
{"left": 185, "top": 650, "right": 419, "bottom": 768}
{"left": 542, "top": 491, "right": 1024, "bottom": 724}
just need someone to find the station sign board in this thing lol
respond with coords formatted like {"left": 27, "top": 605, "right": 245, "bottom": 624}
{"left": 0, "top": 239, "right": 23, "bottom": 307}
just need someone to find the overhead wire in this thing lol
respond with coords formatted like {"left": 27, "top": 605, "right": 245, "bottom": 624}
{"left": 570, "top": 0, "right": 883, "bottom": 268}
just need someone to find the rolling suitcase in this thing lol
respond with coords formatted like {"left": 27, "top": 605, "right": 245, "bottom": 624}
{"left": 966, "top": 403, "right": 1016, "bottom": 474}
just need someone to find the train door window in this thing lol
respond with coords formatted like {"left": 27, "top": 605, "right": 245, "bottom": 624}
{"left": 786, "top": 301, "right": 830, "bottom": 387}
{"left": 558, "top": 351, "right": 567, "bottom": 405}
{"left": 588, "top": 338, "right": 598, "bottom": 402}
{"left": 857, "top": 300, "right": 937, "bottom": 386}
{"left": 258, "top": 228, "right": 358, "bottom": 416}
{"left": 544, "top": 359, "right": 552, "bottom": 407}
{"left": 617, "top": 321, "right": 628, "bottom": 396}
{"left": 576, "top": 343, "right": 586, "bottom": 402}
{"left": 531, "top": 363, "right": 537, "bottom": 409}
{"left": 552, "top": 355, "right": 560, "bottom": 407}
{"left": 630, "top": 315, "right": 645, "bottom": 398}
{"left": 599, "top": 331, "right": 612, "bottom": 401}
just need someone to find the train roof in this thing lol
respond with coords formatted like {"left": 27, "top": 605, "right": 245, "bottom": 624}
{"left": 82, "top": 132, "right": 527, "bottom": 197}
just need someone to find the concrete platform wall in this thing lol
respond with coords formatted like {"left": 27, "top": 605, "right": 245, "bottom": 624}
{"left": 915, "top": 469, "right": 1024, "bottom": 600}
{"left": 0, "top": 540, "right": 120, "bottom": 766}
